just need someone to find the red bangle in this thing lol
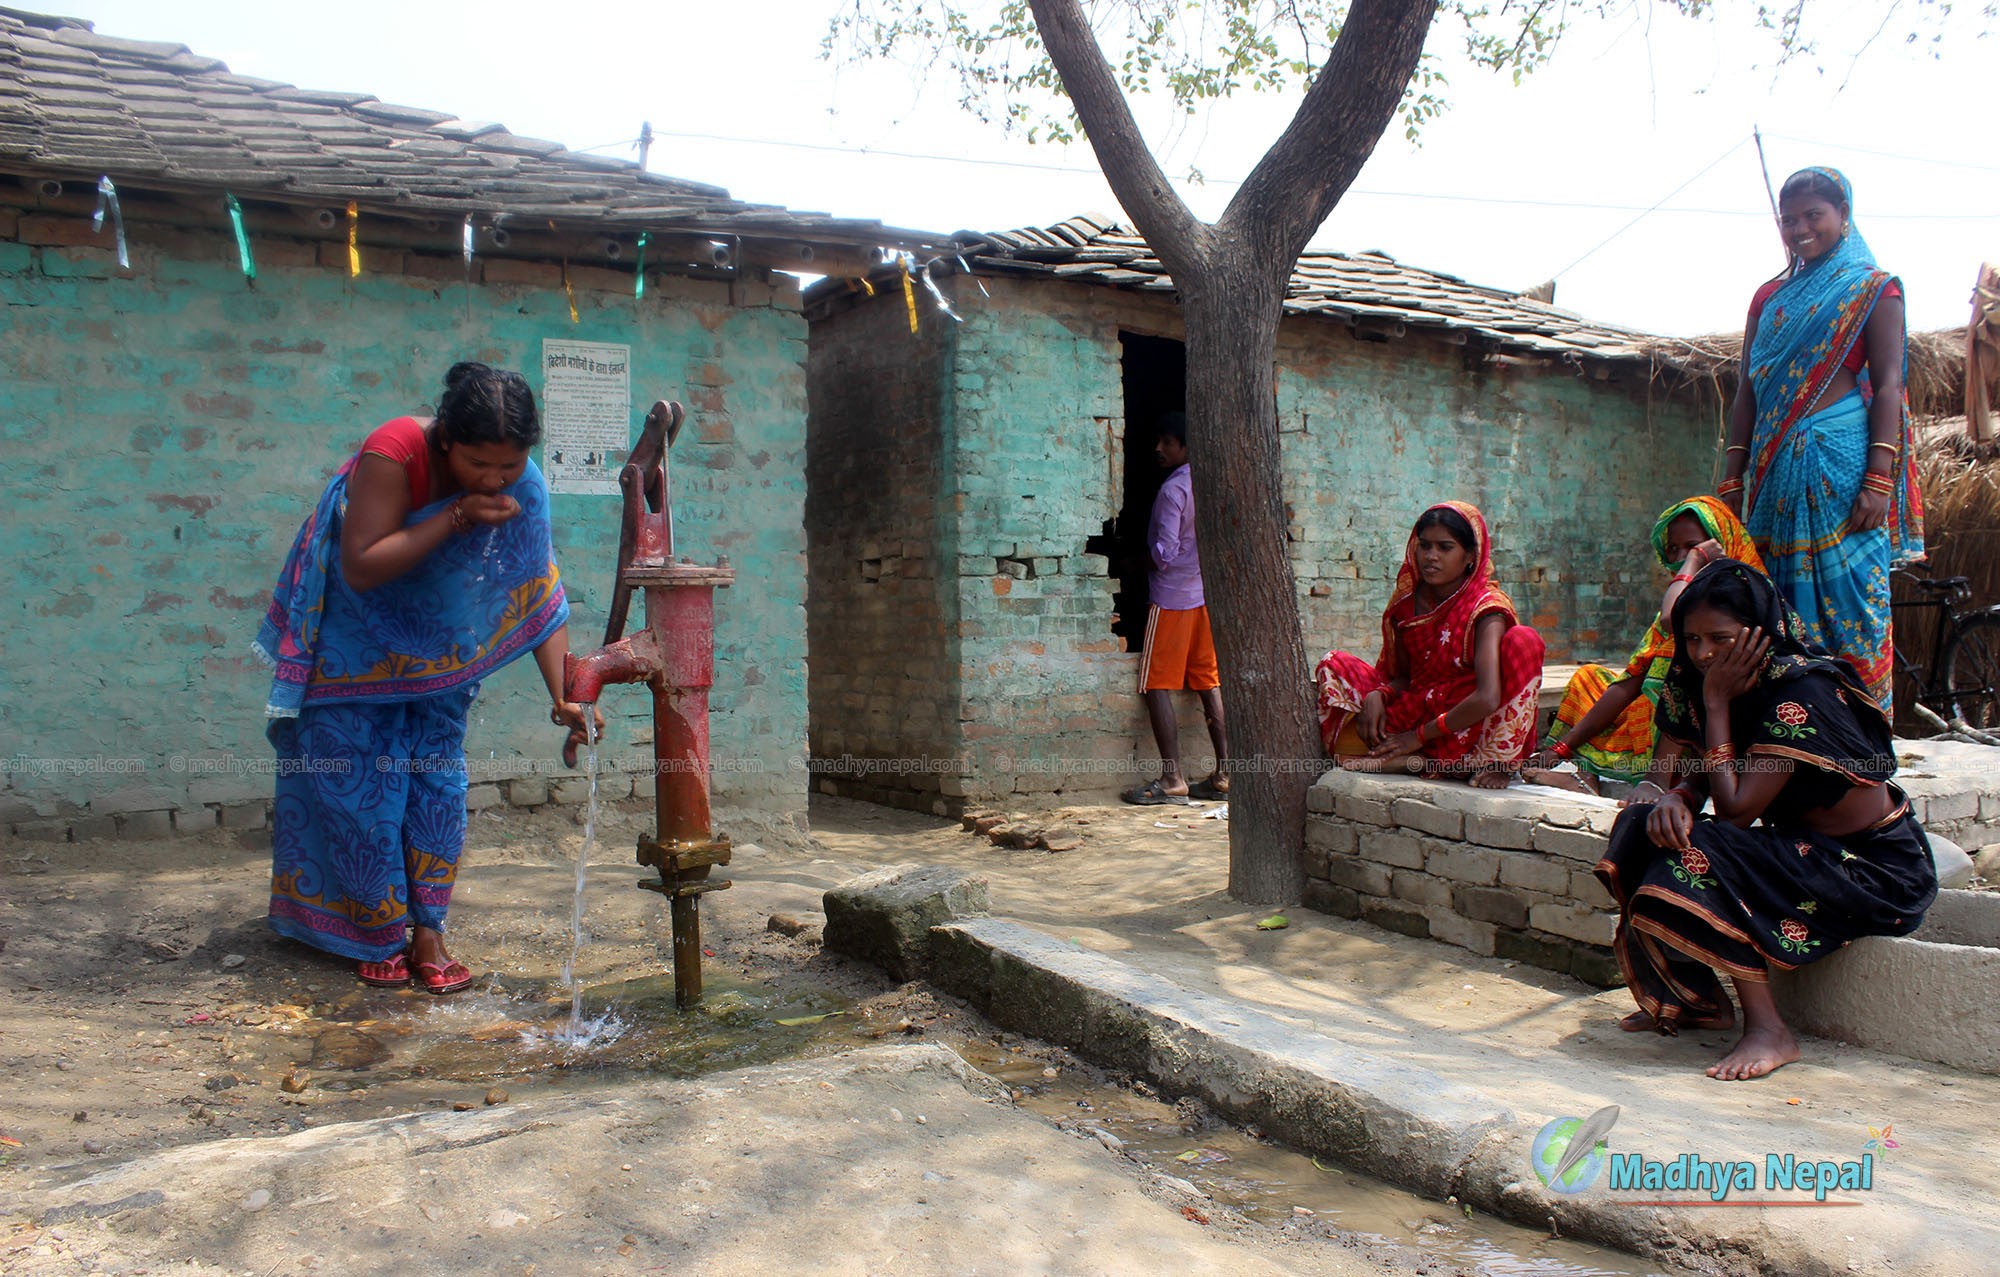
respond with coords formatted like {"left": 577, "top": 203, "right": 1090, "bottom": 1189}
{"left": 1434, "top": 714, "right": 1450, "bottom": 741}
{"left": 1717, "top": 478, "right": 1744, "bottom": 496}
{"left": 1550, "top": 739, "right": 1574, "bottom": 760}
{"left": 1672, "top": 572, "right": 1694, "bottom": 585}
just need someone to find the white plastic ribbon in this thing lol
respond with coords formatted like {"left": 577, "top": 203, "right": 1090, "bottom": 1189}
{"left": 915, "top": 253, "right": 962, "bottom": 323}
{"left": 92, "top": 176, "right": 128, "bottom": 269}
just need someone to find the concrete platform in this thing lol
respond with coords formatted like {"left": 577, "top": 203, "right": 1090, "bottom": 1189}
{"left": 909, "top": 909, "right": 2000, "bottom": 1277}
{"left": 1302, "top": 740, "right": 2000, "bottom": 1072}
{"left": 800, "top": 792, "right": 2000, "bottom": 1277}
{"left": 1774, "top": 889, "right": 2000, "bottom": 1073}
{"left": 3, "top": 1045, "right": 1385, "bottom": 1277}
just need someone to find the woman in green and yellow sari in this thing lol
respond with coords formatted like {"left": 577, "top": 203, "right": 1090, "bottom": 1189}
{"left": 1533, "top": 497, "right": 1765, "bottom": 786}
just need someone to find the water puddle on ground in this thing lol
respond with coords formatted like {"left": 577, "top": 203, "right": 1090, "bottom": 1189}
{"left": 253, "top": 972, "right": 853, "bottom": 1100}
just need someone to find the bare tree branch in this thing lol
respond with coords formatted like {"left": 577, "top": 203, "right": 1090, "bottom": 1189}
{"left": 1027, "top": 0, "right": 1213, "bottom": 269}
{"left": 1224, "top": 0, "right": 1440, "bottom": 266}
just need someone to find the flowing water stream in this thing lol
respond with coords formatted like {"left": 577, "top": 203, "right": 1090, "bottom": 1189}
{"left": 523, "top": 705, "right": 626, "bottom": 1051}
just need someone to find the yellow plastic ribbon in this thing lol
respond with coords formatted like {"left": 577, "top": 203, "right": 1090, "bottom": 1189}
{"left": 345, "top": 201, "right": 360, "bottom": 276}
{"left": 899, "top": 255, "right": 918, "bottom": 335}
{"left": 550, "top": 219, "right": 579, "bottom": 324}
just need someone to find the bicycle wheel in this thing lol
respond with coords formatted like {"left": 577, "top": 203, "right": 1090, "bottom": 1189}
{"left": 1941, "top": 613, "right": 2000, "bottom": 732}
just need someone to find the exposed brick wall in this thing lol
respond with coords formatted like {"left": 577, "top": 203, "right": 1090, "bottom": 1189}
{"left": 0, "top": 207, "right": 809, "bottom": 843}
{"left": 804, "top": 286, "right": 961, "bottom": 811}
{"left": 947, "top": 284, "right": 1139, "bottom": 801}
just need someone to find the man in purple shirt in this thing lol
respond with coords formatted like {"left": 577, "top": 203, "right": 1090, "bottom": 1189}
{"left": 1123, "top": 413, "right": 1230, "bottom": 805}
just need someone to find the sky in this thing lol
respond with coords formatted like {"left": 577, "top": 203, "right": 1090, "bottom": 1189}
{"left": 38, "top": 0, "right": 1998, "bottom": 338}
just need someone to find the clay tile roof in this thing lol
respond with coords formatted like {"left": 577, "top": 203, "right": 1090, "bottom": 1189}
{"left": 956, "top": 216, "right": 1681, "bottom": 366}
{"left": 0, "top": 6, "right": 942, "bottom": 250}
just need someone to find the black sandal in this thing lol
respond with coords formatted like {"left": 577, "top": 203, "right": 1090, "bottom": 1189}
{"left": 1122, "top": 780, "right": 1191, "bottom": 806}
{"left": 1187, "top": 778, "right": 1228, "bottom": 801}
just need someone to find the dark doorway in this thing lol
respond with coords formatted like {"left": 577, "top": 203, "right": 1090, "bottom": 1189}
{"left": 1090, "top": 332, "right": 1185, "bottom": 649}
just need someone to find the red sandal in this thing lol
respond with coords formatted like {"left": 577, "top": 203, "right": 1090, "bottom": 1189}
{"left": 357, "top": 953, "right": 411, "bottom": 988}
{"left": 415, "top": 959, "right": 474, "bottom": 995}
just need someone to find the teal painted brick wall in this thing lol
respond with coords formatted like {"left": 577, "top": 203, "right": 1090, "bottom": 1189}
{"left": 1275, "top": 323, "right": 1716, "bottom": 662}
{"left": 945, "top": 282, "right": 1140, "bottom": 798}
{"left": 1, "top": 218, "right": 809, "bottom": 841}
{"left": 807, "top": 273, "right": 1714, "bottom": 806}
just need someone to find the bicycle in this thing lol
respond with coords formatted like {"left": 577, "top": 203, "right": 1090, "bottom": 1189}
{"left": 1890, "top": 571, "right": 2000, "bottom": 733}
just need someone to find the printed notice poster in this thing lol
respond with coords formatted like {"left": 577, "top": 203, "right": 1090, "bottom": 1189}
{"left": 540, "top": 338, "right": 632, "bottom": 495}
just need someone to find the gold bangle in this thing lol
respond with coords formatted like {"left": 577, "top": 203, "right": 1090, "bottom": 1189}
{"left": 1725, "top": 445, "right": 1749, "bottom": 454}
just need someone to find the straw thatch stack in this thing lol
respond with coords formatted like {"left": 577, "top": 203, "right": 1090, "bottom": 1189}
{"left": 1647, "top": 327, "right": 1968, "bottom": 420}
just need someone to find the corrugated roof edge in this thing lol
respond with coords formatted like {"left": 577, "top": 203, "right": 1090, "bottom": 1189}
{"left": 818, "top": 216, "right": 1702, "bottom": 371}
{"left": 0, "top": 7, "right": 951, "bottom": 252}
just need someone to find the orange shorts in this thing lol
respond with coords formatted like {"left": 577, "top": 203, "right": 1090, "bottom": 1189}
{"left": 1139, "top": 604, "right": 1219, "bottom": 692}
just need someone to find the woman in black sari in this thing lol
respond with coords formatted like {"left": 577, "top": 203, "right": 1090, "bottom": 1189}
{"left": 1596, "top": 559, "right": 1937, "bottom": 1080}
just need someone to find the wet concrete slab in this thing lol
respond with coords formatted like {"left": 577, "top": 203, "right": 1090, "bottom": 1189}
{"left": 1, "top": 1045, "right": 1399, "bottom": 1277}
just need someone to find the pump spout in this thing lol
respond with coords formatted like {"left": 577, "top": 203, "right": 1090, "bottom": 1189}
{"left": 561, "top": 636, "right": 666, "bottom": 766}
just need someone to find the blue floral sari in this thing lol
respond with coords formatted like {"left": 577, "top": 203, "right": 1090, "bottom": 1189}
{"left": 255, "top": 450, "right": 568, "bottom": 960}
{"left": 1742, "top": 167, "right": 1924, "bottom": 709}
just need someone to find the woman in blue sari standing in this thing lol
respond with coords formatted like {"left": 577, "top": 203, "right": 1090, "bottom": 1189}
{"left": 256, "top": 363, "right": 598, "bottom": 994}
{"left": 1718, "top": 167, "right": 1923, "bottom": 710}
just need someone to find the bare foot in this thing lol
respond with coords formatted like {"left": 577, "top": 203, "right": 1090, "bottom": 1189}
{"left": 1467, "top": 769, "right": 1513, "bottom": 789}
{"left": 410, "top": 924, "right": 454, "bottom": 972}
{"left": 1621, "top": 1008, "right": 1734, "bottom": 1033}
{"left": 1706, "top": 1024, "right": 1800, "bottom": 1080}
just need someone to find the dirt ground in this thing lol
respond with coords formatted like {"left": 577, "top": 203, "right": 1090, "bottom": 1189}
{"left": 0, "top": 795, "right": 1576, "bottom": 1276}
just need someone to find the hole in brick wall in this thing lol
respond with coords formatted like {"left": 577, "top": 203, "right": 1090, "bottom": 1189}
{"left": 1110, "top": 331, "right": 1187, "bottom": 646}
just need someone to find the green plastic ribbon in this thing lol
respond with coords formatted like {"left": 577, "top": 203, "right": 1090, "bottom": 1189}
{"left": 634, "top": 232, "right": 648, "bottom": 299}
{"left": 224, "top": 194, "right": 255, "bottom": 281}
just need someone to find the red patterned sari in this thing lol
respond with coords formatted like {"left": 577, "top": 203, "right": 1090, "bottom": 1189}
{"left": 1315, "top": 502, "right": 1545, "bottom": 773}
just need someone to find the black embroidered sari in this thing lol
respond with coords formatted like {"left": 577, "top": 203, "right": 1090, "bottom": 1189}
{"left": 1595, "top": 560, "right": 1938, "bottom": 1031}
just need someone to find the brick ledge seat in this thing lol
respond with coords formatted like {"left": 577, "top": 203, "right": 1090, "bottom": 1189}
{"left": 1303, "top": 763, "right": 2000, "bottom": 1073}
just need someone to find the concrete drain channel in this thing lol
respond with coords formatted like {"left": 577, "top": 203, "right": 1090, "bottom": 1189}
{"left": 953, "top": 1038, "right": 1678, "bottom": 1276}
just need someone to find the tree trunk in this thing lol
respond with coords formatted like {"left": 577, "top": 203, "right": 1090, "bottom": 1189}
{"left": 1179, "top": 265, "right": 1315, "bottom": 905}
{"left": 1028, "top": 0, "right": 1438, "bottom": 905}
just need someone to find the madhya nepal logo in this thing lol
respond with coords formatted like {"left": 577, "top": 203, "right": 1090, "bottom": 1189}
{"left": 1529, "top": 1108, "right": 1885, "bottom": 1204}
{"left": 1531, "top": 1106, "right": 1619, "bottom": 1194}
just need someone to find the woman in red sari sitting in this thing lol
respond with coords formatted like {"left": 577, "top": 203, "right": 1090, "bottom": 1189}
{"left": 1315, "top": 502, "right": 1545, "bottom": 789}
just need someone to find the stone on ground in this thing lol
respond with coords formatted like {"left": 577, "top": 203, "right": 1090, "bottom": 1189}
{"left": 822, "top": 863, "right": 989, "bottom": 981}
